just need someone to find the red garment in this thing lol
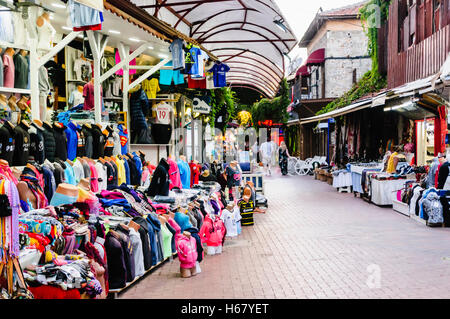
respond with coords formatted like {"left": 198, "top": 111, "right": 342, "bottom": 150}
{"left": 188, "top": 76, "right": 206, "bottom": 89}
{"left": 73, "top": 24, "right": 102, "bottom": 31}
{"left": 88, "top": 162, "right": 99, "bottom": 193}
{"left": 189, "top": 162, "right": 201, "bottom": 187}
{"left": 436, "top": 163, "right": 443, "bottom": 188}
{"left": 168, "top": 158, "right": 182, "bottom": 190}
{"left": 29, "top": 285, "right": 81, "bottom": 299}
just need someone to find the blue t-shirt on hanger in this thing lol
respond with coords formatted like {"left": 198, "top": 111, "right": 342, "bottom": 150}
{"left": 208, "top": 62, "right": 230, "bottom": 88}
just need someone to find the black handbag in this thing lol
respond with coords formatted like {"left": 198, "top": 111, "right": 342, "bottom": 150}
{"left": 0, "top": 194, "right": 12, "bottom": 217}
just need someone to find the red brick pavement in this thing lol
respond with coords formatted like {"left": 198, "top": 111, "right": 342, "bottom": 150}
{"left": 121, "top": 173, "right": 450, "bottom": 299}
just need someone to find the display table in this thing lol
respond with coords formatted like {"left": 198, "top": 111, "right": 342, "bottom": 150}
{"left": 332, "top": 170, "right": 352, "bottom": 192}
{"left": 349, "top": 164, "right": 383, "bottom": 194}
{"left": 371, "top": 178, "right": 414, "bottom": 206}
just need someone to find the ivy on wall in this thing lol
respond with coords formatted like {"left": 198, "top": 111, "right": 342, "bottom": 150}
{"left": 209, "top": 87, "right": 239, "bottom": 130}
{"left": 251, "top": 78, "right": 290, "bottom": 125}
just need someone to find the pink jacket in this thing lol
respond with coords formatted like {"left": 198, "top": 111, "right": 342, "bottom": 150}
{"left": 199, "top": 215, "right": 226, "bottom": 247}
{"left": 176, "top": 234, "right": 198, "bottom": 269}
{"left": 167, "top": 158, "right": 182, "bottom": 190}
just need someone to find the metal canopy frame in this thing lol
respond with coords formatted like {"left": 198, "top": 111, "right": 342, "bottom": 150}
{"left": 131, "top": 0, "right": 297, "bottom": 97}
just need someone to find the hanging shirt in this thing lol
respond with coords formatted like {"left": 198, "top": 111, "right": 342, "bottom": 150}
{"left": 114, "top": 49, "right": 136, "bottom": 76}
{"left": 118, "top": 124, "right": 129, "bottom": 155}
{"left": 177, "top": 160, "right": 191, "bottom": 190}
{"left": 65, "top": 122, "right": 79, "bottom": 161}
{"left": 69, "top": 90, "right": 84, "bottom": 107}
{"left": 184, "top": 44, "right": 201, "bottom": 75}
{"left": 83, "top": 82, "right": 102, "bottom": 111}
{"left": 3, "top": 54, "right": 14, "bottom": 88}
{"left": 0, "top": 11, "right": 14, "bottom": 43}
{"left": 73, "top": 59, "right": 92, "bottom": 81}
{"left": 192, "top": 49, "right": 209, "bottom": 78}
{"left": 14, "top": 53, "right": 29, "bottom": 89}
{"left": 155, "top": 103, "right": 172, "bottom": 125}
{"left": 68, "top": 0, "right": 102, "bottom": 29}
{"left": 142, "top": 78, "right": 160, "bottom": 99}
{"left": 208, "top": 62, "right": 230, "bottom": 88}
{"left": 169, "top": 38, "right": 185, "bottom": 70}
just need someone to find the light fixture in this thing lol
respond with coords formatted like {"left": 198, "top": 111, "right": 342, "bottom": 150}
{"left": 158, "top": 53, "right": 168, "bottom": 58}
{"left": 130, "top": 37, "right": 140, "bottom": 42}
{"left": 273, "top": 17, "right": 288, "bottom": 33}
{"left": 62, "top": 26, "right": 72, "bottom": 31}
{"left": 148, "top": 46, "right": 154, "bottom": 50}
{"left": 109, "top": 30, "right": 121, "bottom": 35}
{"left": 384, "top": 101, "right": 417, "bottom": 112}
{"left": 51, "top": 2, "right": 66, "bottom": 9}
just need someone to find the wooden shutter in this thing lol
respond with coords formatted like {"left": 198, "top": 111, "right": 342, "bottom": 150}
{"left": 418, "top": 2, "right": 425, "bottom": 42}
{"left": 425, "top": 0, "right": 433, "bottom": 38}
{"left": 404, "top": 15, "right": 410, "bottom": 49}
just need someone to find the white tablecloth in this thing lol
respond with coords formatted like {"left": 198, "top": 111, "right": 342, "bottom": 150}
{"left": 333, "top": 171, "right": 353, "bottom": 188}
{"left": 350, "top": 164, "right": 383, "bottom": 175}
{"left": 371, "top": 179, "right": 414, "bottom": 206}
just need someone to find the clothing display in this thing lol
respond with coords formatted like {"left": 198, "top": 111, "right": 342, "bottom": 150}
{"left": 3, "top": 53, "right": 14, "bottom": 88}
{"left": 155, "top": 103, "right": 172, "bottom": 125}
{"left": 159, "top": 61, "right": 185, "bottom": 86}
{"left": 14, "top": 53, "right": 29, "bottom": 89}
{"left": 142, "top": 78, "right": 160, "bottom": 100}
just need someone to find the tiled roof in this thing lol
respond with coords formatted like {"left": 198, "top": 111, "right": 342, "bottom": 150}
{"left": 321, "top": 1, "right": 368, "bottom": 17}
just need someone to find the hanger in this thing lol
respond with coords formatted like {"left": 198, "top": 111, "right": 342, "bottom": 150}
{"left": 21, "top": 120, "right": 30, "bottom": 129}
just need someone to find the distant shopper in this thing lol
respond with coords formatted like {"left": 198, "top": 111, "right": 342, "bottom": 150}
{"left": 259, "top": 139, "right": 274, "bottom": 176}
{"left": 279, "top": 141, "right": 290, "bottom": 176}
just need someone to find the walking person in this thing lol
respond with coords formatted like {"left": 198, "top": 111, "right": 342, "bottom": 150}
{"left": 259, "top": 138, "right": 274, "bottom": 176}
{"left": 279, "top": 141, "right": 290, "bottom": 176}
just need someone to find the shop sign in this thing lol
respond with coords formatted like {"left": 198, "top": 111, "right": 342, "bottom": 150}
{"left": 193, "top": 98, "right": 211, "bottom": 114}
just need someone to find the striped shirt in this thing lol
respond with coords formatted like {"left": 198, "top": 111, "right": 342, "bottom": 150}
{"left": 238, "top": 199, "right": 255, "bottom": 226}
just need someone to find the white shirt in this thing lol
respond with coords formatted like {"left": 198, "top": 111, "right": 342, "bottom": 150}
{"left": 259, "top": 142, "right": 273, "bottom": 158}
{"left": 156, "top": 103, "right": 172, "bottom": 125}
{"left": 69, "top": 90, "right": 84, "bottom": 107}
{"left": 73, "top": 159, "right": 85, "bottom": 184}
{"left": 95, "top": 162, "right": 107, "bottom": 192}
{"left": 220, "top": 209, "right": 242, "bottom": 238}
{"left": 129, "top": 228, "right": 145, "bottom": 278}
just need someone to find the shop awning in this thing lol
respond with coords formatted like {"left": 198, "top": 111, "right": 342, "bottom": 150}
{"left": 127, "top": 0, "right": 298, "bottom": 97}
{"left": 296, "top": 65, "right": 310, "bottom": 77}
{"left": 300, "top": 98, "right": 372, "bottom": 124}
{"left": 306, "top": 48, "right": 325, "bottom": 65}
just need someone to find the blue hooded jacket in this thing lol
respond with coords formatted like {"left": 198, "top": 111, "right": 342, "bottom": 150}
{"left": 177, "top": 160, "right": 191, "bottom": 189}
{"left": 65, "top": 122, "right": 79, "bottom": 161}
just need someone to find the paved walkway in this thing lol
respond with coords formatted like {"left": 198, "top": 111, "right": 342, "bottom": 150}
{"left": 121, "top": 173, "right": 450, "bottom": 299}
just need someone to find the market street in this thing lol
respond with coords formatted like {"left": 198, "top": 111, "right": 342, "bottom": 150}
{"left": 121, "top": 173, "right": 450, "bottom": 299}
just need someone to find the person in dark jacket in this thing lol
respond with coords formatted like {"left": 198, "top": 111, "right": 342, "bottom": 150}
{"left": 53, "top": 123, "right": 68, "bottom": 161}
{"left": 42, "top": 121, "right": 56, "bottom": 162}
{"left": 129, "top": 87, "right": 150, "bottom": 144}
{"left": 146, "top": 158, "right": 170, "bottom": 197}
